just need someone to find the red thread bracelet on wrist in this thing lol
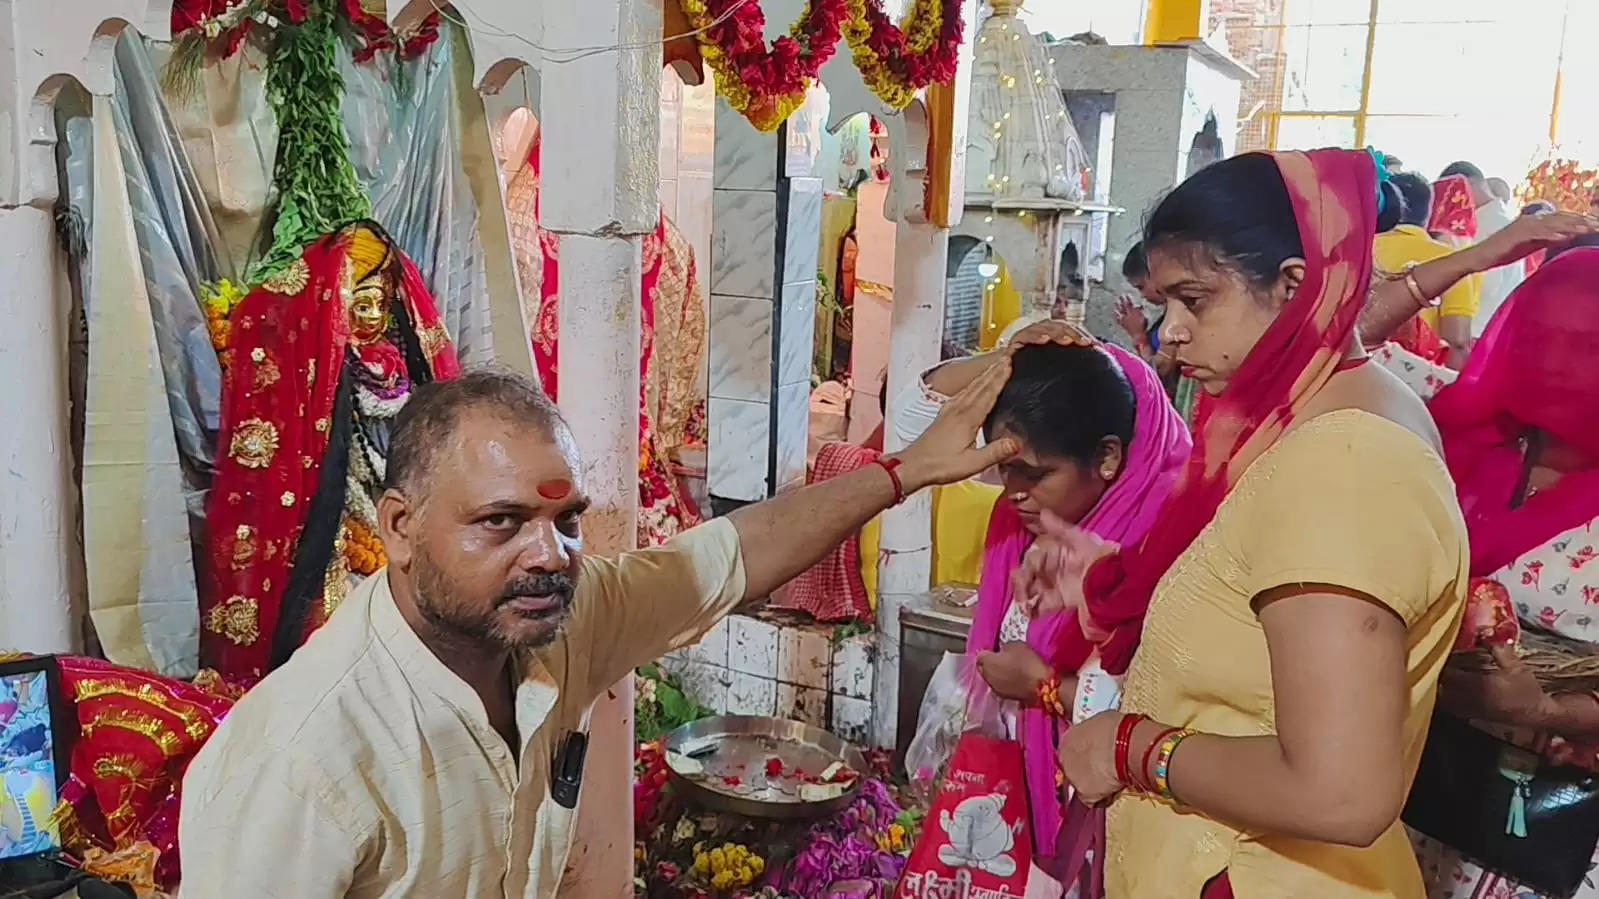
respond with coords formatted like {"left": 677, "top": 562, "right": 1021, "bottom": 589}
{"left": 874, "top": 457, "right": 906, "bottom": 506}
{"left": 1114, "top": 713, "right": 1145, "bottom": 786}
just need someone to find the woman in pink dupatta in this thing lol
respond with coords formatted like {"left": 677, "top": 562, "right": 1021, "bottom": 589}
{"left": 1411, "top": 250, "right": 1599, "bottom": 899}
{"left": 960, "top": 336, "right": 1190, "bottom": 874}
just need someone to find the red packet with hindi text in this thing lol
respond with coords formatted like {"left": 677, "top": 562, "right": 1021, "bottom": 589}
{"left": 895, "top": 733, "right": 1031, "bottom": 899}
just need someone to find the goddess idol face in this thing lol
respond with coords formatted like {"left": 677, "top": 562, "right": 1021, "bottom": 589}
{"left": 348, "top": 275, "right": 392, "bottom": 345}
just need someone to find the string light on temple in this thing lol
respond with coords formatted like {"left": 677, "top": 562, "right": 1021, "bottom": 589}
{"left": 963, "top": 0, "right": 1099, "bottom": 327}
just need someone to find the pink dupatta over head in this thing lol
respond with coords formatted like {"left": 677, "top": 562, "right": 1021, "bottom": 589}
{"left": 965, "top": 343, "right": 1191, "bottom": 853}
{"left": 1430, "top": 248, "right": 1599, "bottom": 577}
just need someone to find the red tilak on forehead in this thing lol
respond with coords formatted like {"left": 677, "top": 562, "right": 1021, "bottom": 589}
{"left": 537, "top": 478, "right": 573, "bottom": 500}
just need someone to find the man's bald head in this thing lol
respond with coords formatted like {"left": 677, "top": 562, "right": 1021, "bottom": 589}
{"left": 386, "top": 368, "right": 570, "bottom": 507}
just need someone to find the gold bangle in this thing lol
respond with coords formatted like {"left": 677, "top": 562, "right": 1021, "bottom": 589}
{"left": 1398, "top": 262, "right": 1438, "bottom": 309}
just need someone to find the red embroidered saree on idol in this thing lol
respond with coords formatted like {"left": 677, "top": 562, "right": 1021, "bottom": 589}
{"left": 200, "top": 222, "right": 459, "bottom": 682}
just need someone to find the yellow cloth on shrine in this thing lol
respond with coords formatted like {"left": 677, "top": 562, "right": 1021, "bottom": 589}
{"left": 979, "top": 258, "right": 1024, "bottom": 350}
{"left": 932, "top": 481, "right": 1002, "bottom": 585}
{"left": 1107, "top": 410, "right": 1468, "bottom": 899}
{"left": 179, "top": 519, "right": 746, "bottom": 899}
{"left": 858, "top": 481, "right": 1002, "bottom": 608}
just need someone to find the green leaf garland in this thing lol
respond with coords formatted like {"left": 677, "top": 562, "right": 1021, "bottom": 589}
{"left": 251, "top": 0, "right": 370, "bottom": 283}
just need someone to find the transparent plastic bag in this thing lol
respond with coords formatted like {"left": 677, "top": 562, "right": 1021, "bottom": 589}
{"left": 905, "top": 652, "right": 1013, "bottom": 795}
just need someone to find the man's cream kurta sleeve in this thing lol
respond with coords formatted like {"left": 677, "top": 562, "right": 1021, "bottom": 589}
{"left": 567, "top": 517, "right": 747, "bottom": 699}
{"left": 179, "top": 744, "right": 366, "bottom": 897}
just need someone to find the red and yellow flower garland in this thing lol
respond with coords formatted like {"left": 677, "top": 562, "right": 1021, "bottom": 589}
{"left": 678, "top": 0, "right": 848, "bottom": 132}
{"left": 844, "top": 0, "right": 964, "bottom": 109}
{"left": 680, "top": 0, "right": 965, "bottom": 131}
{"left": 1522, "top": 158, "right": 1599, "bottom": 214}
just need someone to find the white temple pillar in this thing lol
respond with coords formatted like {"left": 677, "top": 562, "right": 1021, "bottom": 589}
{"left": 538, "top": 0, "right": 659, "bottom": 892}
{"left": 872, "top": 221, "right": 948, "bottom": 748}
{"left": 0, "top": 205, "right": 78, "bottom": 653}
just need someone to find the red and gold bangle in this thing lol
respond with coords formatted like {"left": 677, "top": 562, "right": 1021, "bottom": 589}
{"left": 873, "top": 457, "right": 906, "bottom": 506}
{"left": 1037, "top": 675, "right": 1068, "bottom": 719}
{"left": 1152, "top": 729, "right": 1196, "bottom": 799}
{"left": 1113, "top": 713, "right": 1146, "bottom": 787}
{"left": 1134, "top": 727, "right": 1179, "bottom": 793}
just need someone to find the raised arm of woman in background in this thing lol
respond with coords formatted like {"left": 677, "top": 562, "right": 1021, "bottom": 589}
{"left": 1360, "top": 212, "right": 1599, "bottom": 345}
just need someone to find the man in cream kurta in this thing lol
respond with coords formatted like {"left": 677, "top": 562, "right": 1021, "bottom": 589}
{"left": 178, "top": 368, "right": 1014, "bottom": 897}
{"left": 180, "top": 519, "right": 745, "bottom": 897}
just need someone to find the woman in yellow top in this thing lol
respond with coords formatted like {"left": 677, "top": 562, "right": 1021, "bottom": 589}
{"left": 1023, "top": 150, "right": 1470, "bottom": 897}
{"left": 1373, "top": 171, "right": 1481, "bottom": 369}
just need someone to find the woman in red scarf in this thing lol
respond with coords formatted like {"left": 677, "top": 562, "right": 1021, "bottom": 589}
{"left": 1428, "top": 174, "right": 1479, "bottom": 247}
{"left": 1027, "top": 151, "right": 1470, "bottom": 897}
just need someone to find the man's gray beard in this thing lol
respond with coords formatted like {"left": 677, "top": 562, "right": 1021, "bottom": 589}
{"left": 411, "top": 551, "right": 566, "bottom": 651}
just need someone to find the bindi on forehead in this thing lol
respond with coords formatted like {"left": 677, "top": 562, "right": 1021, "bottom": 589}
{"left": 536, "top": 478, "right": 572, "bottom": 500}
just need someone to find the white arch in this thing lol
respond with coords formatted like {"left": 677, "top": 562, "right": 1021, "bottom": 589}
{"left": 1, "top": 2, "right": 170, "bottom": 207}
{"left": 386, "top": 0, "right": 544, "bottom": 94}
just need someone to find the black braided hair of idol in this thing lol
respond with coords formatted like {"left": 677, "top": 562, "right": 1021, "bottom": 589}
{"left": 389, "top": 300, "right": 435, "bottom": 387}
{"left": 270, "top": 362, "right": 354, "bottom": 670}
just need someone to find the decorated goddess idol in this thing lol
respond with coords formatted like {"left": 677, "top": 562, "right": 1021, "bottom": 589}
{"left": 201, "top": 221, "right": 460, "bottom": 682}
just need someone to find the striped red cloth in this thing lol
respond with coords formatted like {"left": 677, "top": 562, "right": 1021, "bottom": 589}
{"left": 770, "top": 443, "right": 877, "bottom": 623}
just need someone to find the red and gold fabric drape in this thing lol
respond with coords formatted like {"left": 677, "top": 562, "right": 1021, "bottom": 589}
{"left": 52, "top": 656, "right": 239, "bottom": 891}
{"left": 520, "top": 135, "right": 705, "bottom": 547}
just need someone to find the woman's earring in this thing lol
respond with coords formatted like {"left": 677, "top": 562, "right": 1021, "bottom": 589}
{"left": 1100, "top": 466, "right": 1116, "bottom": 481}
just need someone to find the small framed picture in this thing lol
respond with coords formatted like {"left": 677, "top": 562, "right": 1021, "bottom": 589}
{"left": 0, "top": 655, "right": 69, "bottom": 866}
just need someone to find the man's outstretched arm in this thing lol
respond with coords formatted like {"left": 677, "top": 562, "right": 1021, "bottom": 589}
{"left": 728, "top": 357, "right": 1017, "bottom": 601}
{"left": 573, "top": 359, "right": 1017, "bottom": 693}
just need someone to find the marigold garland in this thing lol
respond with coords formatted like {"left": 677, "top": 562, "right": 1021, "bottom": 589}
{"left": 684, "top": 0, "right": 963, "bottom": 131}
{"left": 844, "top": 0, "right": 964, "bottom": 109}
{"left": 202, "top": 279, "right": 247, "bottom": 369}
{"left": 680, "top": 0, "right": 848, "bottom": 132}
{"left": 342, "top": 516, "right": 386, "bottom": 576}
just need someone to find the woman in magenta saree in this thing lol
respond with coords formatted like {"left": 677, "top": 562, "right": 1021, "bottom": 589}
{"left": 923, "top": 330, "right": 1190, "bottom": 882}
